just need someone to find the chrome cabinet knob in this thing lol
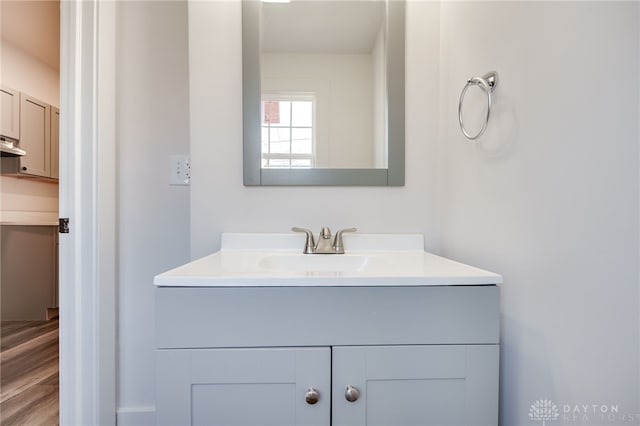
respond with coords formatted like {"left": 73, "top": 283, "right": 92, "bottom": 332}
{"left": 305, "top": 387, "right": 320, "bottom": 405}
{"left": 345, "top": 385, "right": 360, "bottom": 402}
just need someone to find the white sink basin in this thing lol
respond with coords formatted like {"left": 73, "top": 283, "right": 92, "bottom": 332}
{"left": 258, "top": 253, "right": 371, "bottom": 273}
{"left": 153, "top": 233, "right": 503, "bottom": 287}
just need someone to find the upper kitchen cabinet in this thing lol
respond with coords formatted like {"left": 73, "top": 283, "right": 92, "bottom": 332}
{"left": 50, "top": 107, "right": 59, "bottom": 179}
{"left": 0, "top": 91, "right": 59, "bottom": 180}
{"left": 19, "top": 94, "right": 51, "bottom": 177}
{"left": 1, "top": 86, "right": 20, "bottom": 140}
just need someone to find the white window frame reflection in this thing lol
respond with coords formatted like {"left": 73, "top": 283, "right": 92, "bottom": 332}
{"left": 261, "top": 93, "right": 316, "bottom": 169}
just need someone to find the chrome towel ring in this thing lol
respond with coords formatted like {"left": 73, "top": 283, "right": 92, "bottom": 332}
{"left": 458, "top": 71, "right": 499, "bottom": 140}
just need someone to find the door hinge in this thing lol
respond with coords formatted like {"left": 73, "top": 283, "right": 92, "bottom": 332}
{"left": 59, "top": 218, "right": 70, "bottom": 234}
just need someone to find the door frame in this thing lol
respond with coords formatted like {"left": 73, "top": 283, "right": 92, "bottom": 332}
{"left": 59, "top": 1, "right": 116, "bottom": 424}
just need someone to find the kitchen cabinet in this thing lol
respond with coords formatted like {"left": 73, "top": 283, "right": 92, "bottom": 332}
{"left": 19, "top": 93, "right": 51, "bottom": 177}
{"left": 1, "top": 225, "right": 57, "bottom": 320}
{"left": 0, "top": 90, "right": 59, "bottom": 180}
{"left": 155, "top": 286, "right": 500, "bottom": 426}
{"left": 1, "top": 86, "right": 20, "bottom": 140}
{"left": 50, "top": 106, "right": 59, "bottom": 179}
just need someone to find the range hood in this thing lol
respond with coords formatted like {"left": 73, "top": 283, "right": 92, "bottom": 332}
{"left": 0, "top": 138, "right": 26, "bottom": 156}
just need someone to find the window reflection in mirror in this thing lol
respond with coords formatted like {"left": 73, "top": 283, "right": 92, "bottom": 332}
{"left": 261, "top": 95, "right": 316, "bottom": 168}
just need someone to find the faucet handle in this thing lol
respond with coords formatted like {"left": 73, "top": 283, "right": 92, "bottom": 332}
{"left": 292, "top": 227, "right": 316, "bottom": 254}
{"left": 333, "top": 228, "right": 357, "bottom": 254}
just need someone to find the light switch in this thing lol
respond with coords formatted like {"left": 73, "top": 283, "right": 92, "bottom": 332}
{"left": 169, "top": 155, "right": 190, "bottom": 185}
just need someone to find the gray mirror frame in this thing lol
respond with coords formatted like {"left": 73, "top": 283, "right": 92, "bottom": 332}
{"left": 242, "top": 0, "right": 405, "bottom": 186}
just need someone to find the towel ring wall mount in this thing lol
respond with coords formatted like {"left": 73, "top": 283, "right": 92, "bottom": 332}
{"left": 458, "top": 71, "right": 499, "bottom": 140}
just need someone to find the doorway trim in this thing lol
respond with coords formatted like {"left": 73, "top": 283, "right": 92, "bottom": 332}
{"left": 59, "top": 1, "right": 116, "bottom": 425}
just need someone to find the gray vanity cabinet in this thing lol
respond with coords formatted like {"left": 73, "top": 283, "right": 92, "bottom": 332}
{"left": 155, "top": 285, "right": 500, "bottom": 426}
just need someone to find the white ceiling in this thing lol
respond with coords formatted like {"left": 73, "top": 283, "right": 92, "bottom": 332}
{"left": 261, "top": 1, "right": 385, "bottom": 54}
{"left": 1, "top": 0, "right": 60, "bottom": 70}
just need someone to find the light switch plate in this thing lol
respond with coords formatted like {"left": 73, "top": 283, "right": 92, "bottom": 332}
{"left": 169, "top": 155, "right": 190, "bottom": 185}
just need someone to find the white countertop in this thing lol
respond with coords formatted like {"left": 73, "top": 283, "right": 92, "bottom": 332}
{"left": 0, "top": 211, "right": 58, "bottom": 226}
{"left": 154, "top": 233, "right": 502, "bottom": 287}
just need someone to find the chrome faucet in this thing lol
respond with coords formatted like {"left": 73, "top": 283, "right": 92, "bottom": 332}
{"left": 292, "top": 227, "right": 357, "bottom": 254}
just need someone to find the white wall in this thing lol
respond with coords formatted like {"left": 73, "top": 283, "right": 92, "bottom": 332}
{"left": 439, "top": 2, "right": 639, "bottom": 424}
{"left": 262, "top": 53, "right": 374, "bottom": 168}
{"left": 115, "top": 2, "right": 190, "bottom": 424}
{"left": 188, "top": 0, "right": 441, "bottom": 259}
{"left": 1, "top": 39, "right": 59, "bottom": 107}
{"left": 0, "top": 177, "right": 58, "bottom": 213}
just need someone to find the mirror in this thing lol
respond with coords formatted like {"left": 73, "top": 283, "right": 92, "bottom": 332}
{"left": 243, "top": 0, "right": 404, "bottom": 186}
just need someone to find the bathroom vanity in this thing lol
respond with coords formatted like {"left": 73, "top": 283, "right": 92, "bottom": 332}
{"left": 154, "top": 234, "right": 501, "bottom": 426}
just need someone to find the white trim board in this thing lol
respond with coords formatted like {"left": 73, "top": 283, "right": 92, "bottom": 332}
{"left": 117, "top": 407, "right": 156, "bottom": 426}
{"left": 59, "top": 1, "right": 117, "bottom": 424}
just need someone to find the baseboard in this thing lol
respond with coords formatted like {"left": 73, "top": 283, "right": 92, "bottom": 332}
{"left": 116, "top": 406, "right": 155, "bottom": 426}
{"left": 46, "top": 307, "right": 59, "bottom": 320}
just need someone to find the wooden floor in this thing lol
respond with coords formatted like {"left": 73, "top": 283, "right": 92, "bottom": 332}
{"left": 0, "top": 320, "right": 59, "bottom": 425}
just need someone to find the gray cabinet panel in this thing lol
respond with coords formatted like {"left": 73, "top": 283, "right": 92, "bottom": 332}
{"left": 19, "top": 94, "right": 51, "bottom": 177}
{"left": 157, "top": 347, "right": 331, "bottom": 426}
{"left": 156, "top": 286, "right": 500, "bottom": 348}
{"left": 1, "top": 86, "right": 20, "bottom": 140}
{"left": 332, "top": 345, "right": 499, "bottom": 426}
{"left": 365, "top": 379, "right": 465, "bottom": 426}
{"left": 50, "top": 107, "right": 59, "bottom": 179}
{"left": 192, "top": 383, "right": 296, "bottom": 426}
{"left": 463, "top": 345, "right": 500, "bottom": 425}
{"left": 1, "top": 225, "right": 57, "bottom": 320}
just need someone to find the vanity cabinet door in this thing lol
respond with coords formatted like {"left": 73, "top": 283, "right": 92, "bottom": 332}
{"left": 156, "top": 347, "right": 331, "bottom": 426}
{"left": 332, "top": 345, "right": 499, "bottom": 426}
